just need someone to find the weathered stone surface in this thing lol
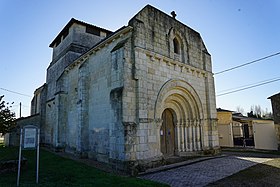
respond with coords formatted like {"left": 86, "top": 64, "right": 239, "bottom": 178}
{"left": 269, "top": 92, "right": 280, "bottom": 150}
{"left": 24, "top": 5, "right": 219, "bottom": 173}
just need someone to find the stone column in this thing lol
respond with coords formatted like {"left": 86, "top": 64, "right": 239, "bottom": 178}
{"left": 77, "top": 65, "right": 89, "bottom": 156}
{"left": 56, "top": 93, "right": 67, "bottom": 148}
{"left": 53, "top": 96, "right": 59, "bottom": 148}
{"left": 192, "top": 120, "right": 197, "bottom": 151}
{"left": 184, "top": 121, "right": 188, "bottom": 151}
{"left": 155, "top": 119, "right": 163, "bottom": 156}
{"left": 196, "top": 119, "right": 201, "bottom": 150}
{"left": 193, "top": 119, "right": 197, "bottom": 151}
{"left": 188, "top": 119, "right": 193, "bottom": 151}
{"left": 176, "top": 122, "right": 181, "bottom": 152}
{"left": 180, "top": 120, "right": 185, "bottom": 152}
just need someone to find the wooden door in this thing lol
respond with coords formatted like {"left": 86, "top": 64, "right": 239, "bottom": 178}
{"left": 160, "top": 109, "right": 175, "bottom": 156}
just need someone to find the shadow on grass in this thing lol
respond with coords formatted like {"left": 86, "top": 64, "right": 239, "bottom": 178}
{"left": 0, "top": 146, "right": 168, "bottom": 187}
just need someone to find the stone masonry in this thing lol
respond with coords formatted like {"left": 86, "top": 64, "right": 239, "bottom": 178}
{"left": 29, "top": 5, "right": 219, "bottom": 173}
{"left": 268, "top": 92, "right": 280, "bottom": 150}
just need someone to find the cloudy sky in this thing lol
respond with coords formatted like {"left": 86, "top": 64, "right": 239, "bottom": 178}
{"left": 0, "top": 0, "right": 279, "bottom": 117}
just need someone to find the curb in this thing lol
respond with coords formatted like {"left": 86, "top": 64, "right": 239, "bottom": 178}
{"left": 138, "top": 155, "right": 227, "bottom": 176}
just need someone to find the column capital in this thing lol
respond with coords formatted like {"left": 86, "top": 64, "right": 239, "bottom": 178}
{"left": 198, "top": 120, "right": 202, "bottom": 127}
{"left": 193, "top": 119, "right": 197, "bottom": 127}
{"left": 195, "top": 119, "right": 201, "bottom": 127}
{"left": 154, "top": 118, "right": 163, "bottom": 123}
{"left": 187, "top": 119, "right": 194, "bottom": 126}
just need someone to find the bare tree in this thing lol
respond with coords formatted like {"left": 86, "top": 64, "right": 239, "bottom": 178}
{"left": 249, "top": 105, "right": 272, "bottom": 119}
{"left": 236, "top": 106, "right": 245, "bottom": 115}
{"left": 263, "top": 108, "right": 273, "bottom": 119}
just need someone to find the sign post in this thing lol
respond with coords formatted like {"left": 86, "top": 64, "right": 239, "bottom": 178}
{"left": 17, "top": 125, "right": 40, "bottom": 186}
{"left": 16, "top": 128, "right": 23, "bottom": 187}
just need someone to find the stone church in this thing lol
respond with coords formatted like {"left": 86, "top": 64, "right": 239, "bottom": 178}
{"left": 30, "top": 5, "right": 219, "bottom": 173}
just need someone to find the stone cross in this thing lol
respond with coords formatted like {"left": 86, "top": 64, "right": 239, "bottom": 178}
{"left": 171, "top": 11, "right": 177, "bottom": 19}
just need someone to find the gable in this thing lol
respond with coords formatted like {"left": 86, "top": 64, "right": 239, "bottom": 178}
{"left": 128, "top": 5, "right": 210, "bottom": 70}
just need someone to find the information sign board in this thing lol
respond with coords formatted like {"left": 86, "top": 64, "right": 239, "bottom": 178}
{"left": 24, "top": 128, "right": 37, "bottom": 149}
{"left": 17, "top": 125, "right": 40, "bottom": 186}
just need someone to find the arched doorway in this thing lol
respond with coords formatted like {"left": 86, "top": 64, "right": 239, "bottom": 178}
{"left": 155, "top": 79, "right": 204, "bottom": 155}
{"left": 160, "top": 109, "right": 175, "bottom": 156}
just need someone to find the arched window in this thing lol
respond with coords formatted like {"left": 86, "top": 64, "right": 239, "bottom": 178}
{"left": 173, "top": 38, "right": 180, "bottom": 54}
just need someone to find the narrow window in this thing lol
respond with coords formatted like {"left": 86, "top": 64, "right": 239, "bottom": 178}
{"left": 173, "top": 38, "right": 179, "bottom": 54}
{"left": 62, "top": 28, "right": 69, "bottom": 40}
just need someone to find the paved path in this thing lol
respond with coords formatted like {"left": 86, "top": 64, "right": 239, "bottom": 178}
{"left": 140, "top": 154, "right": 274, "bottom": 187}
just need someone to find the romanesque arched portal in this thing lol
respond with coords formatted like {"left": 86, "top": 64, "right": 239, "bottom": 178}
{"left": 155, "top": 79, "right": 204, "bottom": 156}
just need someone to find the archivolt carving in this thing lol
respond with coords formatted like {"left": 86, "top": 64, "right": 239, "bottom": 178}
{"left": 154, "top": 79, "right": 203, "bottom": 123}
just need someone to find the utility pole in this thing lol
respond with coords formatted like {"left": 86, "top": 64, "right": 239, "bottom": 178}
{"left": 20, "top": 102, "right": 22, "bottom": 118}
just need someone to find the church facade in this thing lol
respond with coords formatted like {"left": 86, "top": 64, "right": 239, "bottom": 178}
{"left": 31, "top": 5, "right": 219, "bottom": 173}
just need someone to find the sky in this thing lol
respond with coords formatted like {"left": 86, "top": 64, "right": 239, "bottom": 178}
{"left": 0, "top": 0, "right": 279, "bottom": 118}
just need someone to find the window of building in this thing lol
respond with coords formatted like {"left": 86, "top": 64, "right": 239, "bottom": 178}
{"left": 173, "top": 37, "right": 180, "bottom": 54}
{"left": 86, "top": 26, "right": 100, "bottom": 36}
{"left": 62, "top": 29, "right": 69, "bottom": 40}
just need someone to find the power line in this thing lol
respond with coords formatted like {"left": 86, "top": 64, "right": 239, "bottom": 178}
{"left": 214, "top": 51, "right": 280, "bottom": 75}
{"left": 218, "top": 76, "right": 280, "bottom": 93}
{"left": 216, "top": 77, "right": 280, "bottom": 97}
{"left": 0, "top": 87, "right": 32, "bottom": 97}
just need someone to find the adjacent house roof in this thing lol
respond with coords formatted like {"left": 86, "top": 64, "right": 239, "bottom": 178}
{"left": 268, "top": 92, "right": 280, "bottom": 99}
{"left": 232, "top": 114, "right": 253, "bottom": 121}
{"left": 217, "top": 108, "right": 233, "bottom": 112}
{"left": 217, "top": 108, "right": 273, "bottom": 122}
{"left": 232, "top": 113, "right": 273, "bottom": 122}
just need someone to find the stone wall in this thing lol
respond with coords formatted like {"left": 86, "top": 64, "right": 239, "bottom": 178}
{"left": 84, "top": 32, "right": 132, "bottom": 162}
{"left": 32, "top": 5, "right": 219, "bottom": 173}
{"left": 6, "top": 115, "right": 40, "bottom": 146}
{"left": 217, "top": 111, "right": 232, "bottom": 125}
{"left": 44, "top": 20, "right": 113, "bottom": 149}
{"left": 270, "top": 93, "right": 280, "bottom": 124}
{"left": 269, "top": 93, "right": 280, "bottom": 150}
{"left": 122, "top": 5, "right": 219, "bottom": 165}
{"left": 51, "top": 28, "right": 133, "bottom": 163}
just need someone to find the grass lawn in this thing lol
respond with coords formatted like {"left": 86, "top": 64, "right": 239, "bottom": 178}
{"left": 0, "top": 144, "right": 168, "bottom": 187}
{"left": 208, "top": 157, "right": 280, "bottom": 186}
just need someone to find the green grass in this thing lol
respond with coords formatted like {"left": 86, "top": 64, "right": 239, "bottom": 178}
{"left": 0, "top": 143, "right": 19, "bottom": 162}
{"left": 0, "top": 145, "right": 168, "bottom": 187}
